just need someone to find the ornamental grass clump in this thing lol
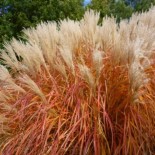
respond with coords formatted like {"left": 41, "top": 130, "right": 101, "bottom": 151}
{"left": 0, "top": 7, "right": 155, "bottom": 155}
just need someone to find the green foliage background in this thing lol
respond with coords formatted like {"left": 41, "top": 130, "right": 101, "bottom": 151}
{"left": 0, "top": 0, "right": 155, "bottom": 49}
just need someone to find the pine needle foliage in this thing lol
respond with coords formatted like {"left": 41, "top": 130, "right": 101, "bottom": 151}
{"left": 0, "top": 7, "right": 155, "bottom": 155}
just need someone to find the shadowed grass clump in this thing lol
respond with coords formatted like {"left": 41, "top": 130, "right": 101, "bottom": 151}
{"left": 0, "top": 7, "right": 155, "bottom": 155}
